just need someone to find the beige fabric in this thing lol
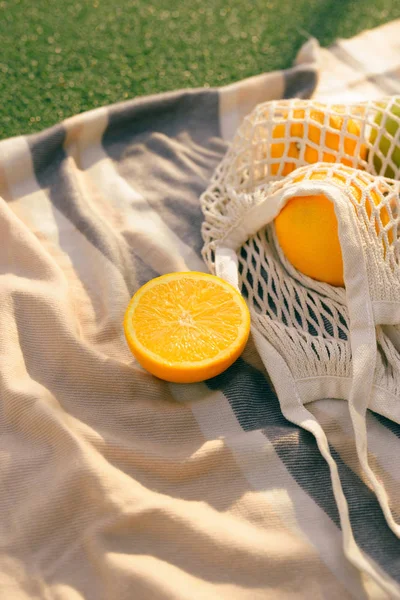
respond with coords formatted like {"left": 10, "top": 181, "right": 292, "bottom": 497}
{"left": 0, "top": 192, "right": 352, "bottom": 600}
{"left": 2, "top": 19, "right": 400, "bottom": 600}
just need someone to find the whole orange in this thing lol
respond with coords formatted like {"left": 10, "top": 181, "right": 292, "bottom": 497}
{"left": 274, "top": 166, "right": 387, "bottom": 287}
{"left": 270, "top": 107, "right": 367, "bottom": 176}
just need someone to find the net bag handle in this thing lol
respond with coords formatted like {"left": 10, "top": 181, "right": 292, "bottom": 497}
{"left": 214, "top": 179, "right": 400, "bottom": 596}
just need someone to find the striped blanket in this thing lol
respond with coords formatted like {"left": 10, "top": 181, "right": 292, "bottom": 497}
{"left": 1, "top": 19, "right": 400, "bottom": 600}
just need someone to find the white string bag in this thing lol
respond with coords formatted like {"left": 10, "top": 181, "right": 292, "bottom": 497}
{"left": 201, "top": 97, "right": 400, "bottom": 595}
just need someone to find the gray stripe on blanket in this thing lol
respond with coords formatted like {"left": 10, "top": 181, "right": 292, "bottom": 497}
{"left": 27, "top": 125, "right": 137, "bottom": 292}
{"left": 207, "top": 357, "right": 400, "bottom": 580}
{"left": 283, "top": 64, "right": 318, "bottom": 99}
{"left": 102, "top": 89, "right": 226, "bottom": 259}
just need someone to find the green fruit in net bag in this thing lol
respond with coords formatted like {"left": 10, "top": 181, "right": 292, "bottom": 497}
{"left": 370, "top": 98, "right": 400, "bottom": 179}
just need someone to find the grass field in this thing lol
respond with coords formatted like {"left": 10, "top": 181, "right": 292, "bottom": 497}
{"left": 1, "top": 0, "right": 399, "bottom": 139}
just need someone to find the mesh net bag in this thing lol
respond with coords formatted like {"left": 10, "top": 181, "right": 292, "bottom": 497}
{"left": 201, "top": 97, "right": 400, "bottom": 595}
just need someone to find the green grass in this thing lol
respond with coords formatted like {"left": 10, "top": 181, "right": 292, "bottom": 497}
{"left": 0, "top": 0, "right": 399, "bottom": 139}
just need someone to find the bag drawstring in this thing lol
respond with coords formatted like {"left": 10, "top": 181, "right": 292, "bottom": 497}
{"left": 215, "top": 242, "right": 400, "bottom": 597}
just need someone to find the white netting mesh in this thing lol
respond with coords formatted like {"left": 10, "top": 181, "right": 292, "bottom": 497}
{"left": 216, "top": 97, "right": 400, "bottom": 190}
{"left": 200, "top": 95, "right": 400, "bottom": 595}
{"left": 201, "top": 97, "right": 400, "bottom": 393}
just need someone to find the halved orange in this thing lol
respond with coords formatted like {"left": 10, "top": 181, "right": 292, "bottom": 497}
{"left": 123, "top": 272, "right": 251, "bottom": 383}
